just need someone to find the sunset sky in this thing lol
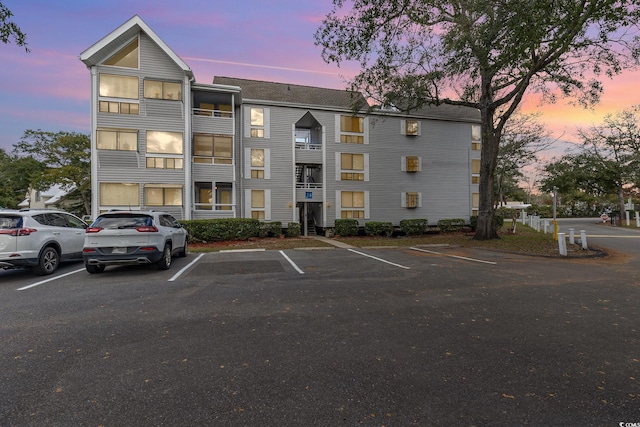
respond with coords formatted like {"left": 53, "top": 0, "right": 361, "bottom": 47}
{"left": 2, "top": 0, "right": 640, "bottom": 162}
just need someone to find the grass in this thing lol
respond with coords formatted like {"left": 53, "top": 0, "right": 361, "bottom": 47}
{"left": 189, "top": 224, "right": 601, "bottom": 258}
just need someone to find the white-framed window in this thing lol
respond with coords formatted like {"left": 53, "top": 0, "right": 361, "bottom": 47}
{"left": 103, "top": 37, "right": 139, "bottom": 69}
{"left": 336, "top": 190, "right": 370, "bottom": 219}
{"left": 244, "top": 106, "right": 270, "bottom": 139}
{"left": 472, "top": 159, "right": 481, "bottom": 184}
{"left": 99, "top": 74, "right": 139, "bottom": 99}
{"left": 193, "top": 134, "right": 233, "bottom": 164}
{"left": 146, "top": 157, "right": 183, "bottom": 169}
{"left": 144, "top": 79, "right": 182, "bottom": 101}
{"left": 146, "top": 130, "right": 183, "bottom": 155}
{"left": 336, "top": 114, "right": 368, "bottom": 144}
{"left": 401, "top": 156, "right": 422, "bottom": 172}
{"left": 97, "top": 128, "right": 138, "bottom": 151}
{"left": 99, "top": 183, "right": 139, "bottom": 207}
{"left": 401, "top": 192, "right": 422, "bottom": 209}
{"left": 401, "top": 119, "right": 421, "bottom": 136}
{"left": 336, "top": 152, "right": 369, "bottom": 181}
{"left": 245, "top": 189, "right": 271, "bottom": 220}
{"left": 144, "top": 184, "right": 183, "bottom": 206}
{"left": 99, "top": 101, "right": 139, "bottom": 115}
{"left": 245, "top": 148, "right": 270, "bottom": 179}
{"left": 472, "top": 192, "right": 480, "bottom": 216}
{"left": 472, "top": 125, "right": 481, "bottom": 150}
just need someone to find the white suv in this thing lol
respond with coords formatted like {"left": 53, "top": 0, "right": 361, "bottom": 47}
{"left": 82, "top": 210, "right": 188, "bottom": 274}
{"left": 0, "top": 209, "right": 87, "bottom": 275}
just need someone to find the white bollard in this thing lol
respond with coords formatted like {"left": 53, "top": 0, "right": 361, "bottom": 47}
{"left": 580, "top": 230, "right": 588, "bottom": 250}
{"left": 558, "top": 233, "right": 567, "bottom": 256}
{"left": 569, "top": 228, "right": 575, "bottom": 245}
{"left": 543, "top": 219, "right": 549, "bottom": 234}
{"left": 636, "top": 212, "right": 639, "bottom": 228}
{"left": 626, "top": 210, "right": 630, "bottom": 226}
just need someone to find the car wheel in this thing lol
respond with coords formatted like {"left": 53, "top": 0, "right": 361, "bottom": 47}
{"left": 34, "top": 246, "right": 60, "bottom": 276}
{"left": 86, "top": 264, "right": 105, "bottom": 274}
{"left": 177, "top": 240, "right": 188, "bottom": 257}
{"left": 156, "top": 244, "right": 172, "bottom": 270}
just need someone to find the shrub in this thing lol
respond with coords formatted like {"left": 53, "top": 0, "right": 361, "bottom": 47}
{"left": 259, "top": 221, "right": 282, "bottom": 237}
{"left": 399, "top": 218, "right": 429, "bottom": 235}
{"left": 437, "top": 218, "right": 466, "bottom": 233}
{"left": 364, "top": 221, "right": 393, "bottom": 237}
{"left": 180, "top": 218, "right": 260, "bottom": 241}
{"left": 335, "top": 218, "right": 359, "bottom": 236}
{"left": 286, "top": 222, "right": 301, "bottom": 237}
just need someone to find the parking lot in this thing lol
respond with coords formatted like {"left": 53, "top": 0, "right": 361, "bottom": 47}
{"left": 1, "top": 245, "right": 639, "bottom": 425}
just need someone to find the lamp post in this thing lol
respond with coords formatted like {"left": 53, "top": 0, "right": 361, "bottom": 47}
{"left": 552, "top": 186, "right": 558, "bottom": 240}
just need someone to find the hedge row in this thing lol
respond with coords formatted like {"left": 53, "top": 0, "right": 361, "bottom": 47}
{"left": 180, "top": 218, "right": 301, "bottom": 242}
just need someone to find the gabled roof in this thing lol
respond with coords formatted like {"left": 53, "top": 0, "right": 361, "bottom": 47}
{"left": 79, "top": 15, "right": 193, "bottom": 79}
{"left": 214, "top": 76, "right": 368, "bottom": 110}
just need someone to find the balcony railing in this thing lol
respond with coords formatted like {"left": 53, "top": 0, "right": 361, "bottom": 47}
{"left": 194, "top": 203, "right": 235, "bottom": 211}
{"left": 296, "top": 182, "right": 323, "bottom": 189}
{"left": 192, "top": 108, "right": 233, "bottom": 118}
{"left": 295, "top": 142, "right": 322, "bottom": 151}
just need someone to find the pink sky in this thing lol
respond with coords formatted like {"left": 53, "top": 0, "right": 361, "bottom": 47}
{"left": 2, "top": 0, "right": 639, "bottom": 163}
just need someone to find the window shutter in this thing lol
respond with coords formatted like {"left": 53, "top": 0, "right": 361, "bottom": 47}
{"left": 335, "top": 115, "right": 341, "bottom": 143}
{"left": 335, "top": 190, "right": 341, "bottom": 218}
{"left": 401, "top": 192, "right": 406, "bottom": 208}
{"left": 243, "top": 107, "right": 251, "bottom": 138}
{"left": 244, "top": 148, "right": 251, "bottom": 180}
{"left": 401, "top": 156, "right": 407, "bottom": 172}
{"left": 417, "top": 121, "right": 422, "bottom": 136}
{"left": 364, "top": 153, "right": 370, "bottom": 182}
{"left": 264, "top": 149, "right": 271, "bottom": 179}
{"left": 244, "top": 189, "right": 251, "bottom": 217}
{"left": 418, "top": 192, "right": 423, "bottom": 208}
{"left": 418, "top": 156, "right": 423, "bottom": 172}
{"left": 400, "top": 120, "right": 407, "bottom": 136}
{"left": 363, "top": 117, "right": 370, "bottom": 144}
{"left": 263, "top": 108, "right": 270, "bottom": 139}
{"left": 335, "top": 152, "right": 341, "bottom": 181}
{"left": 364, "top": 191, "right": 370, "bottom": 219}
{"left": 264, "top": 189, "right": 271, "bottom": 220}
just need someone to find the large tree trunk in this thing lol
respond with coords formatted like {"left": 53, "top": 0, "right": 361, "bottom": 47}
{"left": 618, "top": 186, "right": 626, "bottom": 224}
{"left": 474, "top": 106, "right": 501, "bottom": 240}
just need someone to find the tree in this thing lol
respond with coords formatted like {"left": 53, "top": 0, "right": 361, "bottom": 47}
{"left": 315, "top": 0, "right": 640, "bottom": 239}
{"left": 13, "top": 130, "right": 91, "bottom": 215}
{"left": 495, "top": 112, "right": 553, "bottom": 207}
{"left": 0, "top": 1, "right": 28, "bottom": 51}
{"left": 576, "top": 106, "right": 640, "bottom": 215}
{"left": 0, "top": 149, "right": 46, "bottom": 208}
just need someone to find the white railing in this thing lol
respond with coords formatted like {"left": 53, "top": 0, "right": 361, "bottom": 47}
{"left": 193, "top": 203, "right": 235, "bottom": 212}
{"left": 192, "top": 108, "right": 233, "bottom": 118}
{"left": 296, "top": 183, "right": 323, "bottom": 189}
{"left": 295, "top": 143, "right": 322, "bottom": 151}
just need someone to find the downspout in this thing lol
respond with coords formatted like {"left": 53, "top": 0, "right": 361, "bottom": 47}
{"left": 89, "top": 66, "right": 99, "bottom": 220}
{"left": 239, "top": 103, "right": 244, "bottom": 218}
{"left": 232, "top": 93, "right": 237, "bottom": 218}
{"left": 184, "top": 75, "right": 194, "bottom": 220}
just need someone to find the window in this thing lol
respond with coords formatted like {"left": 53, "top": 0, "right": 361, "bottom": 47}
{"left": 195, "top": 182, "right": 212, "bottom": 210}
{"left": 144, "top": 79, "right": 182, "bottom": 100}
{"left": 146, "top": 157, "right": 183, "bottom": 169}
{"left": 99, "top": 74, "right": 139, "bottom": 99}
{"left": 97, "top": 129, "right": 137, "bottom": 151}
{"left": 216, "top": 183, "right": 233, "bottom": 211}
{"left": 339, "top": 115, "right": 364, "bottom": 144}
{"left": 246, "top": 148, "right": 270, "bottom": 179}
{"left": 193, "top": 134, "right": 232, "bottom": 164}
{"left": 340, "top": 153, "right": 365, "bottom": 181}
{"left": 406, "top": 156, "right": 420, "bottom": 172}
{"left": 146, "top": 131, "right": 183, "bottom": 155}
{"left": 406, "top": 120, "right": 419, "bottom": 136}
{"left": 472, "top": 159, "right": 481, "bottom": 184}
{"left": 104, "top": 38, "right": 138, "bottom": 68}
{"left": 251, "top": 190, "right": 265, "bottom": 219}
{"left": 401, "top": 191, "right": 422, "bottom": 209}
{"left": 340, "top": 191, "right": 365, "bottom": 218}
{"left": 472, "top": 192, "right": 480, "bottom": 216}
{"left": 99, "top": 101, "right": 139, "bottom": 115}
{"left": 250, "top": 107, "right": 264, "bottom": 138}
{"left": 145, "top": 185, "right": 182, "bottom": 206}
{"left": 100, "top": 183, "right": 139, "bottom": 206}
{"left": 472, "top": 125, "right": 481, "bottom": 150}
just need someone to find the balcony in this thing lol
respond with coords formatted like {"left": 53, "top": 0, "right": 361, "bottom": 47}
{"left": 192, "top": 108, "right": 234, "bottom": 135}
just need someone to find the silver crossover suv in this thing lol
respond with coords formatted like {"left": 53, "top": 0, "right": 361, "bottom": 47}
{"left": 82, "top": 210, "right": 188, "bottom": 274}
{"left": 0, "top": 209, "right": 87, "bottom": 275}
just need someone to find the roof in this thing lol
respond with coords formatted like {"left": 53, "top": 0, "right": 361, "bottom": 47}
{"left": 79, "top": 15, "right": 193, "bottom": 79}
{"left": 213, "top": 77, "right": 368, "bottom": 110}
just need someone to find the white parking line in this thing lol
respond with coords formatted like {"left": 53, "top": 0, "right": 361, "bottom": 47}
{"left": 168, "top": 253, "right": 205, "bottom": 282}
{"left": 17, "top": 268, "right": 86, "bottom": 291}
{"left": 410, "top": 247, "right": 497, "bottom": 265}
{"left": 347, "top": 249, "right": 411, "bottom": 270}
{"left": 279, "top": 251, "right": 305, "bottom": 274}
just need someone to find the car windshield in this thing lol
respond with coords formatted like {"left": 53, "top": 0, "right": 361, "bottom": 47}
{"left": 0, "top": 215, "right": 22, "bottom": 229}
{"left": 92, "top": 214, "right": 153, "bottom": 229}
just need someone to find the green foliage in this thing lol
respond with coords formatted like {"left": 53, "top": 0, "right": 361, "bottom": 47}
{"left": 436, "top": 218, "right": 466, "bottom": 232}
{"left": 364, "top": 221, "right": 393, "bottom": 237}
{"left": 0, "top": 2, "right": 28, "bottom": 51}
{"left": 258, "top": 221, "right": 283, "bottom": 237}
{"left": 180, "top": 218, "right": 260, "bottom": 242}
{"left": 286, "top": 222, "right": 301, "bottom": 237}
{"left": 399, "top": 218, "right": 429, "bottom": 235}
{"left": 335, "top": 218, "right": 359, "bottom": 236}
{"left": 0, "top": 150, "right": 46, "bottom": 209}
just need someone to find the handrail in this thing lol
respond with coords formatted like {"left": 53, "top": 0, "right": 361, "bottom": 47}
{"left": 295, "top": 143, "right": 322, "bottom": 151}
{"left": 296, "top": 183, "right": 323, "bottom": 189}
{"left": 192, "top": 108, "right": 233, "bottom": 118}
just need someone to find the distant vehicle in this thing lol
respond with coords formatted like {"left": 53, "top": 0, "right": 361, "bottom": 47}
{"left": 82, "top": 210, "right": 188, "bottom": 274}
{"left": 0, "top": 209, "right": 87, "bottom": 275}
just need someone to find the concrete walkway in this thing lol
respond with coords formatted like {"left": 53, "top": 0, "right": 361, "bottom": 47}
{"left": 308, "top": 235, "right": 354, "bottom": 248}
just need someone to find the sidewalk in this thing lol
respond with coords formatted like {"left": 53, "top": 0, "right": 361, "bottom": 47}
{"left": 307, "top": 235, "right": 354, "bottom": 249}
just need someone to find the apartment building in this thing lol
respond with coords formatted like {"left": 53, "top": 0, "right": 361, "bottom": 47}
{"left": 80, "top": 15, "right": 481, "bottom": 235}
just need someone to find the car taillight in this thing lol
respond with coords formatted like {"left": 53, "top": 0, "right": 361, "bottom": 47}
{"left": 0, "top": 228, "right": 37, "bottom": 236}
{"left": 86, "top": 227, "right": 103, "bottom": 233}
{"left": 136, "top": 226, "right": 158, "bottom": 233}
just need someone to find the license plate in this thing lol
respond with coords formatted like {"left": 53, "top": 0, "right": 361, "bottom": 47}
{"left": 112, "top": 247, "right": 126, "bottom": 254}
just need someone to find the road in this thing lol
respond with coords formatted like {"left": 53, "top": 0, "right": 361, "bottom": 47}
{"left": 1, "top": 228, "right": 639, "bottom": 426}
{"left": 558, "top": 217, "right": 640, "bottom": 256}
